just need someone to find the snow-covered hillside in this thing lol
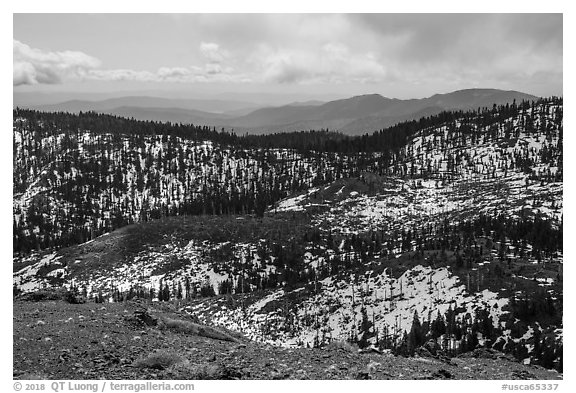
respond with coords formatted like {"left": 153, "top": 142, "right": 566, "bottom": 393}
{"left": 185, "top": 265, "right": 508, "bottom": 349}
{"left": 13, "top": 99, "right": 563, "bottom": 370}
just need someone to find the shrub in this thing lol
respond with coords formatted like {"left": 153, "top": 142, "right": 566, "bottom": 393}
{"left": 64, "top": 290, "right": 86, "bottom": 304}
{"left": 18, "top": 288, "right": 87, "bottom": 303}
{"left": 159, "top": 317, "right": 239, "bottom": 342}
{"left": 169, "top": 363, "right": 242, "bottom": 380}
{"left": 133, "top": 350, "right": 187, "bottom": 370}
{"left": 20, "top": 288, "right": 67, "bottom": 302}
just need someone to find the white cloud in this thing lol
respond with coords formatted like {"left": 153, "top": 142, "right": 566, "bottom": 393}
{"left": 13, "top": 62, "right": 37, "bottom": 86}
{"left": 88, "top": 66, "right": 244, "bottom": 83}
{"left": 259, "top": 43, "right": 387, "bottom": 84}
{"left": 182, "top": 14, "right": 561, "bottom": 95}
{"left": 199, "top": 42, "right": 228, "bottom": 63}
{"left": 12, "top": 12, "right": 562, "bottom": 97}
{"left": 13, "top": 40, "right": 101, "bottom": 86}
{"left": 13, "top": 40, "right": 246, "bottom": 86}
{"left": 87, "top": 69, "right": 158, "bottom": 82}
{"left": 157, "top": 67, "right": 195, "bottom": 79}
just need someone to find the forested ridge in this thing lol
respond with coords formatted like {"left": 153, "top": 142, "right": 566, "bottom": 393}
{"left": 13, "top": 97, "right": 562, "bottom": 255}
{"left": 13, "top": 97, "right": 563, "bottom": 371}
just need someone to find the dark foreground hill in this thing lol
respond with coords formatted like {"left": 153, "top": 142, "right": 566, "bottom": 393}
{"left": 13, "top": 299, "right": 561, "bottom": 380}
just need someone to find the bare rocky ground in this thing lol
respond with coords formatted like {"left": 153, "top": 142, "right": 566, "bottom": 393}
{"left": 13, "top": 300, "right": 561, "bottom": 380}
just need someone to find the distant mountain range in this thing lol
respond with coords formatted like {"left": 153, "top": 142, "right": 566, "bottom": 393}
{"left": 24, "top": 88, "right": 538, "bottom": 135}
{"left": 28, "top": 96, "right": 260, "bottom": 115}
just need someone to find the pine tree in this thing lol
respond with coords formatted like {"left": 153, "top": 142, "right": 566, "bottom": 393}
{"left": 407, "top": 310, "right": 424, "bottom": 355}
{"left": 162, "top": 282, "right": 171, "bottom": 301}
{"left": 358, "top": 306, "right": 373, "bottom": 348}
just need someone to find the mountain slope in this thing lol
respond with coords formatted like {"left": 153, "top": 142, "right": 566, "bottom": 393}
{"left": 24, "top": 89, "right": 539, "bottom": 135}
{"left": 31, "top": 96, "right": 259, "bottom": 114}
{"left": 108, "top": 106, "right": 233, "bottom": 125}
{"left": 228, "top": 94, "right": 400, "bottom": 130}
{"left": 224, "top": 89, "right": 539, "bottom": 134}
{"left": 424, "top": 89, "right": 538, "bottom": 110}
{"left": 13, "top": 98, "right": 563, "bottom": 373}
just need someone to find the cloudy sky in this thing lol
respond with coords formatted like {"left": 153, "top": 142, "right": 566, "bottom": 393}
{"left": 13, "top": 13, "right": 563, "bottom": 100}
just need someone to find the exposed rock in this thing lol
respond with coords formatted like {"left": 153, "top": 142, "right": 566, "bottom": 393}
{"left": 133, "top": 310, "right": 158, "bottom": 327}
